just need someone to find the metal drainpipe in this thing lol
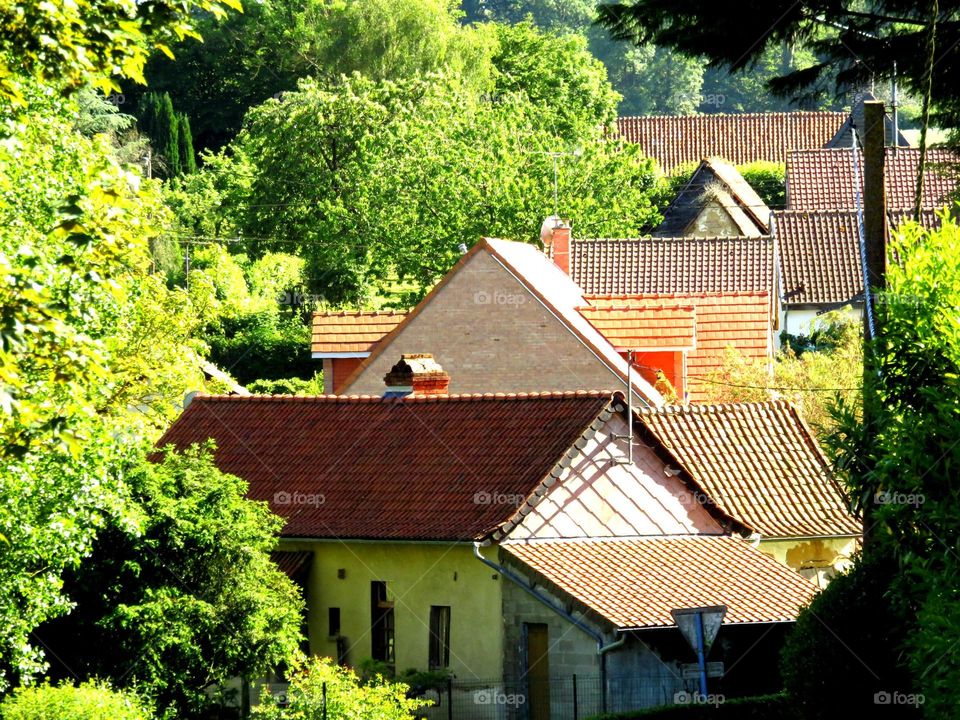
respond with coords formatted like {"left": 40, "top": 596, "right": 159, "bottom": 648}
{"left": 473, "top": 543, "right": 624, "bottom": 707}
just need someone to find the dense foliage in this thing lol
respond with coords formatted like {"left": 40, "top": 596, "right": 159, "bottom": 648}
{"left": 37, "top": 445, "right": 304, "bottom": 718}
{"left": 0, "top": 0, "right": 240, "bottom": 117}
{"left": 824, "top": 216, "right": 960, "bottom": 715}
{"left": 780, "top": 552, "right": 916, "bottom": 718}
{"left": 0, "top": 680, "right": 153, "bottom": 720}
{"left": 137, "top": 92, "right": 196, "bottom": 178}
{"left": 596, "top": 0, "right": 959, "bottom": 129}
{"left": 178, "top": 69, "right": 664, "bottom": 304}
{"left": 703, "top": 314, "right": 862, "bottom": 436}
{"left": 253, "top": 656, "right": 427, "bottom": 720}
{"left": 0, "top": 90, "right": 225, "bottom": 689}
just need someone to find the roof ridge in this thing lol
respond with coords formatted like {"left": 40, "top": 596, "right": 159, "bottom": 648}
{"left": 502, "top": 533, "right": 733, "bottom": 545}
{"left": 618, "top": 111, "right": 846, "bottom": 121}
{"left": 585, "top": 291, "right": 769, "bottom": 299}
{"left": 312, "top": 309, "right": 409, "bottom": 318}
{"left": 573, "top": 236, "right": 771, "bottom": 243}
{"left": 639, "top": 399, "right": 793, "bottom": 415}
{"left": 190, "top": 390, "right": 615, "bottom": 403}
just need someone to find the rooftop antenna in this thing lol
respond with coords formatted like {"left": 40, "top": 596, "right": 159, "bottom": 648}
{"left": 526, "top": 148, "right": 583, "bottom": 216}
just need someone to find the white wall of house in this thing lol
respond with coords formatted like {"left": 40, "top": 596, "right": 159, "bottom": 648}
{"left": 781, "top": 304, "right": 861, "bottom": 339}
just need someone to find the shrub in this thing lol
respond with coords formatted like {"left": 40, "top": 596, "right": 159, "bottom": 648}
{"left": 246, "top": 374, "right": 324, "bottom": 395}
{"left": 780, "top": 551, "right": 918, "bottom": 718}
{"left": 253, "top": 656, "right": 427, "bottom": 720}
{"left": 738, "top": 160, "right": 785, "bottom": 208}
{"left": 0, "top": 680, "right": 152, "bottom": 720}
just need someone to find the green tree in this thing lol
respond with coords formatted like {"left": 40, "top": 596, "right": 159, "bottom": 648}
{"left": 777, "top": 216, "right": 960, "bottom": 716}
{"left": 823, "top": 216, "right": 960, "bottom": 715}
{"left": 0, "top": 0, "right": 240, "bottom": 116}
{"left": 208, "top": 73, "right": 664, "bottom": 305}
{"left": 176, "top": 112, "right": 197, "bottom": 174}
{"left": 0, "top": 92, "right": 223, "bottom": 688}
{"left": 142, "top": 0, "right": 496, "bottom": 152}
{"left": 37, "top": 444, "right": 304, "bottom": 719}
{"left": 589, "top": 38, "right": 705, "bottom": 116}
{"left": 596, "top": 0, "right": 960, "bottom": 128}
{"left": 490, "top": 21, "right": 620, "bottom": 139}
{"left": 138, "top": 92, "right": 180, "bottom": 177}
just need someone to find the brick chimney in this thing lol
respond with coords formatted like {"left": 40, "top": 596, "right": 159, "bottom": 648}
{"left": 540, "top": 215, "right": 571, "bottom": 274}
{"left": 383, "top": 354, "right": 450, "bottom": 397}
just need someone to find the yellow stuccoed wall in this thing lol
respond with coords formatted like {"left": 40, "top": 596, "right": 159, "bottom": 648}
{"left": 758, "top": 536, "right": 858, "bottom": 589}
{"left": 278, "top": 540, "right": 504, "bottom": 680}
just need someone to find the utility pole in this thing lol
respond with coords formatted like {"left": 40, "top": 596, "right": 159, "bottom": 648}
{"left": 862, "top": 100, "right": 887, "bottom": 317}
{"left": 860, "top": 99, "right": 887, "bottom": 547}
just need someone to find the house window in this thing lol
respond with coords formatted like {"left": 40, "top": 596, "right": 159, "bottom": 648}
{"left": 429, "top": 606, "right": 451, "bottom": 669}
{"left": 329, "top": 607, "right": 341, "bottom": 637}
{"left": 371, "top": 581, "right": 395, "bottom": 664}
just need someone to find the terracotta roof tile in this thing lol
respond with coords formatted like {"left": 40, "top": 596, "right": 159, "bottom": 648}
{"left": 638, "top": 401, "right": 861, "bottom": 538}
{"left": 155, "top": 392, "right": 613, "bottom": 541}
{"left": 785, "top": 147, "right": 958, "bottom": 211}
{"left": 584, "top": 293, "right": 771, "bottom": 402}
{"left": 616, "top": 112, "right": 846, "bottom": 171}
{"left": 503, "top": 536, "right": 817, "bottom": 629}
{"left": 311, "top": 311, "right": 407, "bottom": 354}
{"left": 577, "top": 302, "right": 696, "bottom": 351}
{"left": 570, "top": 237, "right": 773, "bottom": 296}
{"left": 775, "top": 209, "right": 945, "bottom": 306}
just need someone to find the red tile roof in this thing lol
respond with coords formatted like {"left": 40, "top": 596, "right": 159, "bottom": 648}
{"left": 775, "top": 209, "right": 946, "bottom": 306}
{"left": 638, "top": 401, "right": 861, "bottom": 538}
{"left": 311, "top": 311, "right": 407, "bottom": 355}
{"left": 616, "top": 112, "right": 847, "bottom": 172}
{"left": 570, "top": 237, "right": 773, "bottom": 296}
{"left": 503, "top": 536, "right": 817, "bottom": 629}
{"left": 785, "top": 148, "right": 958, "bottom": 211}
{"left": 154, "top": 392, "right": 613, "bottom": 541}
{"left": 774, "top": 210, "right": 863, "bottom": 306}
{"left": 577, "top": 301, "right": 696, "bottom": 351}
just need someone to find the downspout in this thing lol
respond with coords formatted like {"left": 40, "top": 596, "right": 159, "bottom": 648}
{"left": 474, "top": 542, "right": 624, "bottom": 708}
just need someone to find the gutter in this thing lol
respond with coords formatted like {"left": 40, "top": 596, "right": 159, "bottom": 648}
{"left": 473, "top": 542, "right": 624, "bottom": 710}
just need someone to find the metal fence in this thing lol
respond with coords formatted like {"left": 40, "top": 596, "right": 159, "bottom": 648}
{"left": 413, "top": 674, "right": 685, "bottom": 720}
{"left": 250, "top": 673, "right": 698, "bottom": 719}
